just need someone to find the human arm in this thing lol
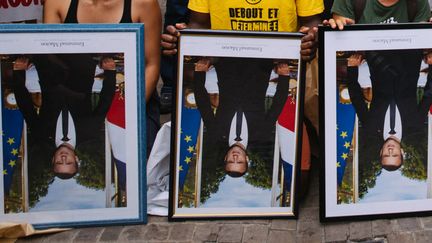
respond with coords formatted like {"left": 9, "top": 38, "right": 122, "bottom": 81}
{"left": 322, "top": 0, "right": 355, "bottom": 30}
{"left": 346, "top": 54, "right": 369, "bottom": 123}
{"left": 11, "top": 57, "right": 40, "bottom": 130}
{"left": 42, "top": 0, "right": 65, "bottom": 23}
{"left": 266, "top": 63, "right": 290, "bottom": 124}
{"left": 135, "top": 0, "right": 162, "bottom": 102}
{"left": 296, "top": 0, "right": 324, "bottom": 61}
{"left": 193, "top": 58, "right": 216, "bottom": 128}
{"left": 161, "top": 10, "right": 210, "bottom": 56}
{"left": 299, "top": 14, "right": 321, "bottom": 61}
{"left": 93, "top": 57, "right": 116, "bottom": 117}
{"left": 322, "top": 13, "right": 355, "bottom": 30}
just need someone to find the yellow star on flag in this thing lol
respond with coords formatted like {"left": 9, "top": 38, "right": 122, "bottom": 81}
{"left": 8, "top": 160, "right": 16, "bottom": 167}
{"left": 344, "top": 141, "right": 350, "bottom": 149}
{"left": 341, "top": 153, "right": 348, "bottom": 160}
{"left": 11, "top": 148, "right": 18, "bottom": 156}
{"left": 336, "top": 161, "right": 341, "bottom": 167}
{"left": 184, "top": 157, "right": 192, "bottom": 164}
{"left": 3, "top": 170, "right": 7, "bottom": 175}
{"left": 179, "top": 165, "right": 183, "bottom": 171}
{"left": 184, "top": 135, "right": 192, "bottom": 143}
{"left": 340, "top": 131, "right": 348, "bottom": 139}
{"left": 7, "top": 138, "right": 14, "bottom": 145}
{"left": 187, "top": 146, "right": 194, "bottom": 153}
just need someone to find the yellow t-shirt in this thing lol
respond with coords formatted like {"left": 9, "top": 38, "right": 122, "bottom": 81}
{"left": 188, "top": 0, "right": 324, "bottom": 32}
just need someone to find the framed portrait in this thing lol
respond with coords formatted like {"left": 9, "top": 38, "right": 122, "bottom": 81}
{"left": 0, "top": 24, "right": 146, "bottom": 228}
{"left": 169, "top": 29, "right": 305, "bottom": 219}
{"left": 319, "top": 23, "right": 432, "bottom": 221}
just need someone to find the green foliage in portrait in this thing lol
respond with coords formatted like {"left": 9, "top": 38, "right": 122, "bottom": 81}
{"left": 75, "top": 139, "right": 105, "bottom": 190}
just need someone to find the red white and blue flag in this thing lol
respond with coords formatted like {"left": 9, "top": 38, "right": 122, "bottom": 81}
{"left": 107, "top": 91, "right": 126, "bottom": 190}
{"left": 276, "top": 96, "right": 297, "bottom": 191}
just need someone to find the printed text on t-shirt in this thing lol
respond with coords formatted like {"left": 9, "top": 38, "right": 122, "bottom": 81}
{"left": 229, "top": 7, "right": 280, "bottom": 31}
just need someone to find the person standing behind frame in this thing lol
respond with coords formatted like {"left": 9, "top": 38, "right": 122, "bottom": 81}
{"left": 43, "top": 0, "right": 162, "bottom": 156}
{"left": 161, "top": 0, "right": 324, "bottom": 195}
{"left": 325, "top": 0, "right": 431, "bottom": 28}
{"left": 160, "top": 0, "right": 190, "bottom": 114}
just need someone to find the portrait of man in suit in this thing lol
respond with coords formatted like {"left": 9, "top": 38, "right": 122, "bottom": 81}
{"left": 11, "top": 54, "right": 116, "bottom": 179}
{"left": 346, "top": 49, "right": 432, "bottom": 171}
{"left": 193, "top": 57, "right": 291, "bottom": 177}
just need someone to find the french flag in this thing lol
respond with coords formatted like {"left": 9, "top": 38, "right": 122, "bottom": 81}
{"left": 276, "top": 96, "right": 296, "bottom": 190}
{"left": 107, "top": 91, "right": 126, "bottom": 190}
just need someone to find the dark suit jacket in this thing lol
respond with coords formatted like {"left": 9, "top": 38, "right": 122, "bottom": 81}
{"left": 11, "top": 54, "right": 116, "bottom": 145}
{"left": 346, "top": 50, "right": 432, "bottom": 142}
{"left": 193, "top": 57, "right": 289, "bottom": 164}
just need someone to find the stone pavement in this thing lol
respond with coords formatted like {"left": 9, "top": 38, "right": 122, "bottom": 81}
{"left": 15, "top": 163, "right": 432, "bottom": 243}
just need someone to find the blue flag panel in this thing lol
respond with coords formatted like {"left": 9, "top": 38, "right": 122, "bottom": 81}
{"left": 336, "top": 89, "right": 356, "bottom": 186}
{"left": 2, "top": 105, "right": 24, "bottom": 195}
{"left": 178, "top": 100, "right": 201, "bottom": 189}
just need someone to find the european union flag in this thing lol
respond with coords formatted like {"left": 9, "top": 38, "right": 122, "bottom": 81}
{"left": 336, "top": 88, "right": 356, "bottom": 186}
{"left": 2, "top": 104, "right": 24, "bottom": 195}
{"left": 178, "top": 101, "right": 201, "bottom": 189}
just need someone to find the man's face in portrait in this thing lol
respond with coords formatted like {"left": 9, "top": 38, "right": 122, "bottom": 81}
{"left": 380, "top": 138, "right": 404, "bottom": 171}
{"left": 224, "top": 145, "right": 249, "bottom": 177}
{"left": 52, "top": 145, "right": 79, "bottom": 178}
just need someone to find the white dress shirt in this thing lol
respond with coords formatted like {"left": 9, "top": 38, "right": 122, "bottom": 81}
{"left": 228, "top": 111, "right": 248, "bottom": 148}
{"left": 55, "top": 110, "right": 76, "bottom": 148}
{"left": 383, "top": 103, "right": 402, "bottom": 141}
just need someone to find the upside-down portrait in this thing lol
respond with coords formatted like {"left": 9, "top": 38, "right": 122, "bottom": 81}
{"left": 336, "top": 48, "right": 432, "bottom": 204}
{"left": 1, "top": 53, "right": 128, "bottom": 213}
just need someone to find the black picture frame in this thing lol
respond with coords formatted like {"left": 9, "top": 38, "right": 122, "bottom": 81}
{"left": 319, "top": 23, "right": 432, "bottom": 221}
{"left": 169, "top": 29, "right": 305, "bottom": 220}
